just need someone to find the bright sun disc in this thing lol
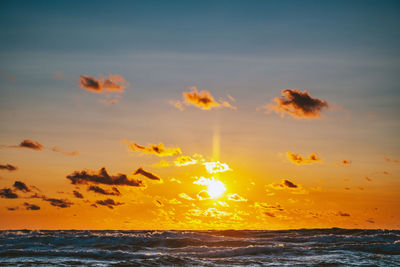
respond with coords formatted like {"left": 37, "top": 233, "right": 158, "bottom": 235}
{"left": 207, "top": 180, "right": 226, "bottom": 198}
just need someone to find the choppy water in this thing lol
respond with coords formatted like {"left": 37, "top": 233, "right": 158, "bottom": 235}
{"left": 0, "top": 229, "right": 399, "bottom": 266}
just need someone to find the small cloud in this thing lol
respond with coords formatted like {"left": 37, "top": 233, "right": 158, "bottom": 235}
{"left": 384, "top": 156, "right": 399, "bottom": 164}
{"left": 19, "top": 139, "right": 43, "bottom": 151}
{"left": 263, "top": 89, "right": 328, "bottom": 119}
{"left": 227, "top": 193, "right": 247, "bottom": 202}
{"left": 383, "top": 171, "right": 390, "bottom": 175}
{"left": 179, "top": 193, "right": 194, "bottom": 200}
{"left": 337, "top": 211, "right": 350, "bottom": 217}
{"left": 95, "top": 198, "right": 123, "bottom": 209}
{"left": 365, "top": 177, "right": 372, "bottom": 182}
{"left": 203, "top": 161, "right": 231, "bottom": 173}
{"left": 73, "top": 190, "right": 84, "bottom": 199}
{"left": 153, "top": 160, "right": 172, "bottom": 168}
{"left": 52, "top": 146, "right": 79, "bottom": 156}
{"left": 123, "top": 139, "right": 182, "bottom": 157}
{"left": 0, "top": 188, "right": 18, "bottom": 199}
{"left": 283, "top": 180, "right": 298, "bottom": 188}
{"left": 0, "top": 71, "right": 16, "bottom": 81}
{"left": 53, "top": 72, "right": 64, "bottom": 80}
{"left": 174, "top": 155, "right": 197, "bottom": 167}
{"left": 66, "top": 167, "right": 144, "bottom": 187}
{"left": 42, "top": 197, "right": 73, "bottom": 208}
{"left": 154, "top": 199, "right": 164, "bottom": 207}
{"left": 7, "top": 206, "right": 19, "bottom": 211}
{"left": 13, "top": 181, "right": 30, "bottom": 192}
{"left": 286, "top": 152, "right": 321, "bottom": 165}
{"left": 0, "top": 164, "right": 18, "bottom": 171}
{"left": 341, "top": 160, "right": 352, "bottom": 165}
{"left": 264, "top": 212, "right": 275, "bottom": 217}
{"left": 87, "top": 185, "right": 121, "bottom": 196}
{"left": 171, "top": 86, "right": 236, "bottom": 111}
{"left": 366, "top": 219, "right": 375, "bottom": 223}
{"left": 134, "top": 167, "right": 161, "bottom": 181}
{"left": 24, "top": 202, "right": 40, "bottom": 210}
{"left": 197, "top": 190, "right": 211, "bottom": 200}
{"left": 170, "top": 178, "right": 182, "bottom": 184}
{"left": 78, "top": 73, "right": 128, "bottom": 93}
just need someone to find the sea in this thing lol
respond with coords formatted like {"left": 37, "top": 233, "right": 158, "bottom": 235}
{"left": 0, "top": 228, "right": 399, "bottom": 266}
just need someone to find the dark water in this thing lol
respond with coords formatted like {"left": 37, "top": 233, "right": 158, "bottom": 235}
{"left": 0, "top": 229, "right": 399, "bottom": 266}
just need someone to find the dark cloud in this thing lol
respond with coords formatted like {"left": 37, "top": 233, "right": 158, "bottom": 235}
{"left": 13, "top": 181, "right": 30, "bottom": 192}
{"left": 66, "top": 167, "right": 144, "bottom": 187}
{"left": 171, "top": 86, "right": 235, "bottom": 111}
{"left": 52, "top": 146, "right": 79, "bottom": 156}
{"left": 95, "top": 198, "right": 123, "bottom": 209}
{"left": 265, "top": 89, "right": 328, "bottom": 119}
{"left": 286, "top": 152, "right": 321, "bottom": 165}
{"left": 134, "top": 167, "right": 161, "bottom": 181}
{"left": 19, "top": 139, "right": 43, "bottom": 150}
{"left": 78, "top": 74, "right": 128, "bottom": 93}
{"left": 341, "top": 160, "right": 352, "bottom": 165}
{"left": 73, "top": 190, "right": 84, "bottom": 199}
{"left": 337, "top": 211, "right": 350, "bottom": 217}
{"left": 123, "top": 139, "right": 182, "bottom": 157}
{"left": 264, "top": 212, "right": 276, "bottom": 217}
{"left": 42, "top": 197, "right": 73, "bottom": 208}
{"left": 365, "top": 177, "right": 372, "bottom": 182}
{"left": 0, "top": 164, "right": 18, "bottom": 171}
{"left": 0, "top": 188, "right": 18, "bottom": 199}
{"left": 88, "top": 185, "right": 121, "bottom": 196}
{"left": 366, "top": 219, "right": 375, "bottom": 223}
{"left": 283, "top": 180, "right": 298, "bottom": 188}
{"left": 24, "top": 202, "right": 40, "bottom": 210}
{"left": 7, "top": 207, "right": 19, "bottom": 211}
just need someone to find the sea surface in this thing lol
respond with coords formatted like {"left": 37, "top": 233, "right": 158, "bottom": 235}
{"left": 0, "top": 229, "right": 399, "bottom": 266}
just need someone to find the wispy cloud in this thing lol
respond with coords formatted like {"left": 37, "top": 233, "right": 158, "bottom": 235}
{"left": 0, "top": 164, "right": 18, "bottom": 171}
{"left": 52, "top": 146, "right": 79, "bottom": 156}
{"left": 227, "top": 193, "right": 247, "bottom": 202}
{"left": 171, "top": 86, "right": 236, "bottom": 111}
{"left": 66, "top": 167, "right": 145, "bottom": 187}
{"left": 286, "top": 152, "right": 321, "bottom": 165}
{"left": 123, "top": 139, "right": 182, "bottom": 157}
{"left": 87, "top": 185, "right": 121, "bottom": 196}
{"left": 95, "top": 198, "right": 124, "bottom": 209}
{"left": 263, "top": 89, "right": 328, "bottom": 119}
{"left": 78, "top": 74, "right": 129, "bottom": 93}
{"left": 134, "top": 167, "right": 161, "bottom": 181}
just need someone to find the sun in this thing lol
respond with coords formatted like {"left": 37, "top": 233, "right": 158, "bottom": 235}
{"left": 207, "top": 180, "right": 226, "bottom": 199}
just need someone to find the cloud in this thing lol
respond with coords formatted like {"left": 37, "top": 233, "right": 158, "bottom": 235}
{"left": 174, "top": 155, "right": 197, "bottom": 167}
{"left": 178, "top": 193, "right": 194, "bottom": 200}
{"left": 286, "top": 152, "right": 321, "bottom": 165}
{"left": 266, "top": 179, "right": 308, "bottom": 194}
{"left": 227, "top": 193, "right": 247, "bottom": 202}
{"left": 134, "top": 167, "right": 161, "bottom": 181}
{"left": 0, "top": 188, "right": 18, "bottom": 199}
{"left": 203, "top": 161, "right": 231, "bottom": 173}
{"left": 19, "top": 139, "right": 43, "bottom": 150}
{"left": 13, "top": 181, "right": 30, "bottom": 192}
{"left": 263, "top": 89, "right": 328, "bottom": 119}
{"left": 365, "top": 177, "right": 372, "bottom": 182}
{"left": 0, "top": 164, "right": 18, "bottom": 171}
{"left": 264, "top": 212, "right": 275, "bottom": 217}
{"left": 283, "top": 180, "right": 298, "bottom": 188}
{"left": 73, "top": 190, "right": 84, "bottom": 199}
{"left": 337, "top": 211, "right": 350, "bottom": 217}
{"left": 341, "top": 160, "right": 352, "bottom": 165}
{"left": 384, "top": 156, "right": 399, "bottom": 164}
{"left": 52, "top": 146, "right": 79, "bottom": 156}
{"left": 0, "top": 71, "right": 16, "bottom": 81}
{"left": 197, "top": 190, "right": 211, "bottom": 200}
{"left": 42, "top": 197, "right": 73, "bottom": 208}
{"left": 171, "top": 86, "right": 236, "bottom": 111}
{"left": 153, "top": 160, "right": 172, "bottom": 168}
{"left": 78, "top": 74, "right": 128, "bottom": 93}
{"left": 24, "top": 202, "right": 40, "bottom": 210}
{"left": 123, "top": 139, "right": 182, "bottom": 157}
{"left": 66, "top": 167, "right": 145, "bottom": 187}
{"left": 95, "top": 198, "right": 123, "bottom": 209}
{"left": 87, "top": 185, "right": 121, "bottom": 196}
{"left": 7, "top": 207, "right": 19, "bottom": 211}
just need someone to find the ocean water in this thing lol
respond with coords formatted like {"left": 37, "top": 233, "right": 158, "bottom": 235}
{"left": 0, "top": 229, "right": 399, "bottom": 266}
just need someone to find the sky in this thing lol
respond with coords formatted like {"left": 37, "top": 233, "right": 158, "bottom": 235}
{"left": 0, "top": 0, "right": 399, "bottom": 230}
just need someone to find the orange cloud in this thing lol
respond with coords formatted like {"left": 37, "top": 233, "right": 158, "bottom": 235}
{"left": 227, "top": 193, "right": 247, "bottom": 202}
{"left": 123, "top": 139, "right": 182, "bottom": 157}
{"left": 286, "top": 152, "right": 321, "bottom": 165}
{"left": 52, "top": 146, "right": 79, "bottom": 156}
{"left": 341, "top": 159, "right": 352, "bottom": 165}
{"left": 78, "top": 73, "right": 128, "bottom": 93}
{"left": 266, "top": 179, "right": 308, "bottom": 194}
{"left": 0, "top": 164, "right": 17, "bottom": 171}
{"left": 174, "top": 155, "right": 198, "bottom": 167}
{"left": 264, "top": 89, "right": 328, "bottom": 119}
{"left": 19, "top": 139, "right": 43, "bottom": 151}
{"left": 178, "top": 193, "right": 194, "bottom": 200}
{"left": 171, "top": 87, "right": 236, "bottom": 110}
{"left": 134, "top": 167, "right": 162, "bottom": 182}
